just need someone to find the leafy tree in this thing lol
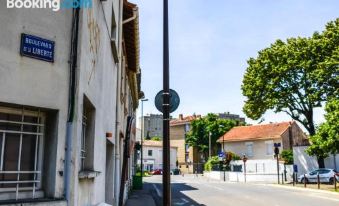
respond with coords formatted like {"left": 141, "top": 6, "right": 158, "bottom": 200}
{"left": 281, "top": 150, "right": 293, "bottom": 164}
{"left": 186, "top": 113, "right": 237, "bottom": 161}
{"left": 241, "top": 19, "right": 339, "bottom": 167}
{"left": 307, "top": 99, "right": 339, "bottom": 158}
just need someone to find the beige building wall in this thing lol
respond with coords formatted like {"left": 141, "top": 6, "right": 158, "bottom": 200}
{"left": 223, "top": 139, "right": 282, "bottom": 160}
{"left": 170, "top": 124, "right": 198, "bottom": 173}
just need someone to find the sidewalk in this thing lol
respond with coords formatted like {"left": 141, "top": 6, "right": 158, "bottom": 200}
{"left": 125, "top": 188, "right": 156, "bottom": 206}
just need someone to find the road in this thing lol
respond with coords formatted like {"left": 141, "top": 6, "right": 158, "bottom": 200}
{"left": 143, "top": 174, "right": 339, "bottom": 206}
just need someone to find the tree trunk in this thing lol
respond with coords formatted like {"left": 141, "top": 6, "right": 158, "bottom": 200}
{"left": 317, "top": 157, "right": 325, "bottom": 168}
{"left": 307, "top": 112, "right": 325, "bottom": 168}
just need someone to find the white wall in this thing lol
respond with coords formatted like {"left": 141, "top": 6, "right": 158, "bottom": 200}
{"left": 0, "top": 3, "right": 72, "bottom": 199}
{"left": 223, "top": 139, "right": 282, "bottom": 160}
{"left": 143, "top": 146, "right": 177, "bottom": 170}
{"left": 294, "top": 146, "right": 339, "bottom": 175}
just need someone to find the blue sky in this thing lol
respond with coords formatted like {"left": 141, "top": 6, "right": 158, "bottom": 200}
{"left": 132, "top": 0, "right": 339, "bottom": 131}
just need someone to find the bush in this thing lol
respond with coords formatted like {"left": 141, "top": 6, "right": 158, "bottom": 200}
{"left": 204, "top": 156, "right": 220, "bottom": 171}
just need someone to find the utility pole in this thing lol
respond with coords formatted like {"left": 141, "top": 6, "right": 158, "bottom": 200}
{"left": 162, "top": 0, "right": 171, "bottom": 205}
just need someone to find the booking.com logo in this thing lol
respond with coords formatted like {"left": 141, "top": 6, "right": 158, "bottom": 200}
{"left": 7, "top": 0, "right": 92, "bottom": 11}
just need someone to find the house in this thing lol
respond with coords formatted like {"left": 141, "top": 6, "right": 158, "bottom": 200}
{"left": 170, "top": 114, "right": 203, "bottom": 173}
{"left": 217, "top": 121, "right": 308, "bottom": 160}
{"left": 142, "top": 140, "right": 177, "bottom": 171}
{"left": 0, "top": 0, "right": 142, "bottom": 205}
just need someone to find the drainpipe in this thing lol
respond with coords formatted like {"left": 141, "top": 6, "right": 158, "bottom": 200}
{"left": 64, "top": 8, "right": 80, "bottom": 205}
{"left": 114, "top": 0, "right": 123, "bottom": 205}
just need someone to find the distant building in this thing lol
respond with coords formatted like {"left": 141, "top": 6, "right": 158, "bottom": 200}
{"left": 140, "top": 114, "right": 163, "bottom": 139}
{"left": 217, "top": 112, "right": 246, "bottom": 123}
{"left": 217, "top": 121, "right": 309, "bottom": 160}
{"left": 142, "top": 140, "right": 177, "bottom": 171}
{"left": 170, "top": 114, "right": 203, "bottom": 174}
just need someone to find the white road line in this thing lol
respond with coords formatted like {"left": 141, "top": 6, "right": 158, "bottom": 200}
{"left": 181, "top": 198, "right": 189, "bottom": 203}
{"left": 309, "top": 194, "right": 339, "bottom": 202}
{"left": 153, "top": 184, "right": 162, "bottom": 197}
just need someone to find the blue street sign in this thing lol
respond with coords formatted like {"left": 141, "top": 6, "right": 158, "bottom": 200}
{"left": 218, "top": 152, "right": 225, "bottom": 158}
{"left": 293, "top": 165, "right": 298, "bottom": 173}
{"left": 20, "top": 33, "right": 55, "bottom": 62}
{"left": 274, "top": 143, "right": 281, "bottom": 148}
{"left": 155, "top": 89, "right": 180, "bottom": 113}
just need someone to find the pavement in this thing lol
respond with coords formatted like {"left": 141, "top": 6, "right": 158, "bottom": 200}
{"left": 143, "top": 174, "right": 339, "bottom": 206}
{"left": 125, "top": 187, "right": 156, "bottom": 206}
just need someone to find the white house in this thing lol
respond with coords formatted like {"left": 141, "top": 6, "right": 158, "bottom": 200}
{"left": 218, "top": 122, "right": 308, "bottom": 160}
{"left": 142, "top": 140, "right": 177, "bottom": 171}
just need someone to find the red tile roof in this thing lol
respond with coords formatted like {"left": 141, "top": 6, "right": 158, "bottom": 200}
{"left": 170, "top": 114, "right": 201, "bottom": 126}
{"left": 217, "top": 121, "right": 293, "bottom": 142}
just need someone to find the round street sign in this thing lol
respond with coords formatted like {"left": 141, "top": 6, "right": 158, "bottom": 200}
{"left": 154, "top": 89, "right": 180, "bottom": 113}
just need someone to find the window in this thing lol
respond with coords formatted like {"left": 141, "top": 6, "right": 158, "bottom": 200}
{"left": 148, "top": 150, "right": 153, "bottom": 156}
{"left": 265, "top": 140, "right": 273, "bottom": 155}
{"left": 80, "top": 96, "right": 96, "bottom": 171}
{"left": 0, "top": 107, "right": 44, "bottom": 199}
{"left": 245, "top": 142, "right": 253, "bottom": 157}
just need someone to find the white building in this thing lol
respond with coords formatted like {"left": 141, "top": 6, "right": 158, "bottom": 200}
{"left": 142, "top": 140, "right": 177, "bottom": 171}
{"left": 0, "top": 1, "right": 142, "bottom": 205}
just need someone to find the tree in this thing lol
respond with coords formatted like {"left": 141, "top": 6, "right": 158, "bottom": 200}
{"left": 186, "top": 113, "right": 237, "bottom": 161}
{"left": 281, "top": 150, "right": 293, "bottom": 165}
{"left": 307, "top": 98, "right": 339, "bottom": 158}
{"left": 241, "top": 19, "right": 339, "bottom": 168}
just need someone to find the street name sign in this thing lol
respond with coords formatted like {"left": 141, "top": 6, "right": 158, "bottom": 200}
{"left": 20, "top": 33, "right": 55, "bottom": 62}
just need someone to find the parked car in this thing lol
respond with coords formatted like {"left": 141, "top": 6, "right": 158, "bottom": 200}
{"left": 171, "top": 168, "right": 180, "bottom": 175}
{"left": 151, "top": 169, "right": 163, "bottom": 175}
{"left": 298, "top": 168, "right": 339, "bottom": 184}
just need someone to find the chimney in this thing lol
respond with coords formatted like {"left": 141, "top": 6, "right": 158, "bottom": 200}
{"left": 179, "top": 114, "right": 183, "bottom": 120}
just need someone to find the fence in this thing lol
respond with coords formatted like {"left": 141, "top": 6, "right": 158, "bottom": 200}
{"left": 205, "top": 159, "right": 294, "bottom": 183}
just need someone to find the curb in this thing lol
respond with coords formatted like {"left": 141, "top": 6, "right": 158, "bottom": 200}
{"left": 256, "top": 183, "right": 339, "bottom": 196}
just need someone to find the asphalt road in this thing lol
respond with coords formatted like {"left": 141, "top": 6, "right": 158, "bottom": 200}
{"left": 143, "top": 174, "right": 339, "bottom": 206}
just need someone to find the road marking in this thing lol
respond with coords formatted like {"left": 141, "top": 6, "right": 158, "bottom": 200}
{"left": 152, "top": 184, "right": 162, "bottom": 197}
{"left": 181, "top": 198, "right": 189, "bottom": 203}
{"left": 309, "top": 194, "right": 339, "bottom": 202}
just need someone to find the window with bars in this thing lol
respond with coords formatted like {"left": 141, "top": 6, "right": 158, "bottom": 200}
{"left": 80, "top": 96, "right": 95, "bottom": 172}
{"left": 0, "top": 107, "right": 44, "bottom": 199}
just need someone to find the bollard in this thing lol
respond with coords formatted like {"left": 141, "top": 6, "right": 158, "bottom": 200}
{"left": 317, "top": 173, "right": 320, "bottom": 189}
{"left": 292, "top": 172, "right": 295, "bottom": 186}
{"left": 281, "top": 173, "right": 284, "bottom": 184}
{"left": 334, "top": 174, "right": 337, "bottom": 191}
{"left": 304, "top": 174, "right": 306, "bottom": 188}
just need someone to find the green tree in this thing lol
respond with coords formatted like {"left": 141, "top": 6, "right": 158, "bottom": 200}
{"left": 281, "top": 150, "right": 293, "bottom": 165}
{"left": 241, "top": 19, "right": 339, "bottom": 167}
{"left": 307, "top": 99, "right": 339, "bottom": 158}
{"left": 186, "top": 113, "right": 237, "bottom": 161}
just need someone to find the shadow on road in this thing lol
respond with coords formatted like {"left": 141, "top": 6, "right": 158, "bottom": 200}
{"left": 145, "top": 182, "right": 206, "bottom": 206}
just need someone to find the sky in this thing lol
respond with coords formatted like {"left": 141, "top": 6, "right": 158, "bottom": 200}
{"left": 131, "top": 0, "right": 339, "bottom": 132}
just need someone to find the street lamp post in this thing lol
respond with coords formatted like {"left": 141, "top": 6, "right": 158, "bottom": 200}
{"left": 209, "top": 132, "right": 211, "bottom": 159}
{"left": 140, "top": 98, "right": 148, "bottom": 184}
